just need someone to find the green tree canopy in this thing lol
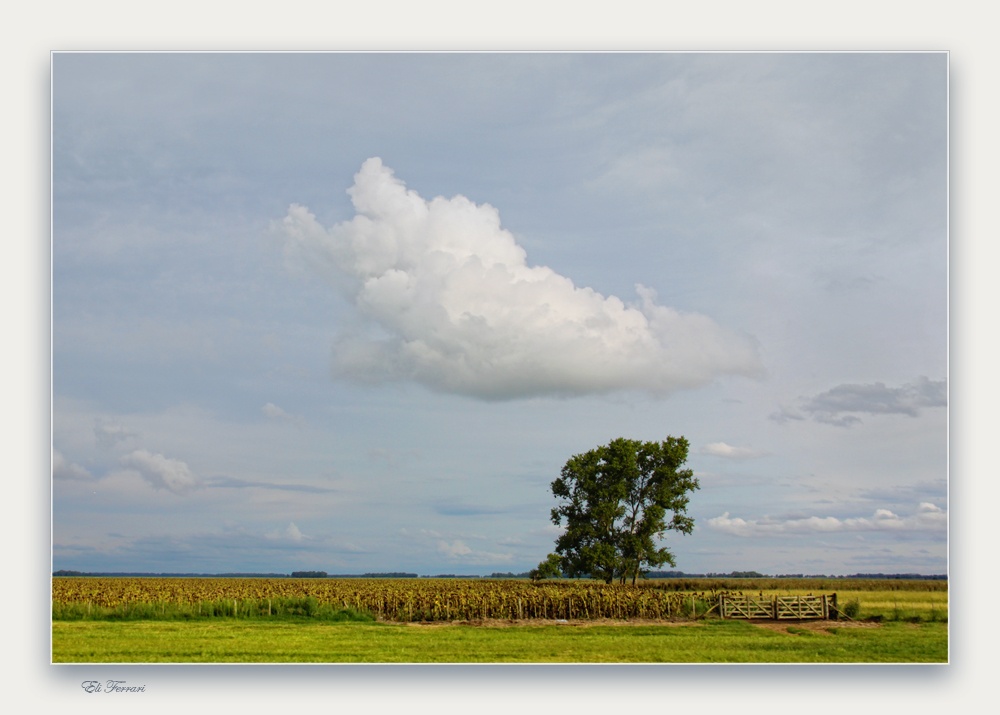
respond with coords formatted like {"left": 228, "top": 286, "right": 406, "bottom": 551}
{"left": 549, "top": 436, "right": 699, "bottom": 585}
{"left": 529, "top": 553, "right": 564, "bottom": 582}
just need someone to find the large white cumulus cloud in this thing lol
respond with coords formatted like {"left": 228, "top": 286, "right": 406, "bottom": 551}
{"left": 281, "top": 158, "right": 762, "bottom": 399}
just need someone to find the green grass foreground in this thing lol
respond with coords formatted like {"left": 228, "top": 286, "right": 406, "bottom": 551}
{"left": 51, "top": 619, "right": 948, "bottom": 663}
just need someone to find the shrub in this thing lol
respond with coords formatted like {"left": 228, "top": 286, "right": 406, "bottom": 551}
{"left": 841, "top": 599, "right": 861, "bottom": 619}
{"left": 303, "top": 596, "right": 319, "bottom": 617}
{"left": 327, "top": 607, "right": 375, "bottom": 623}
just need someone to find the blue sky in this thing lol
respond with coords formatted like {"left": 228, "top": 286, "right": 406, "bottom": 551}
{"left": 52, "top": 52, "right": 947, "bottom": 576}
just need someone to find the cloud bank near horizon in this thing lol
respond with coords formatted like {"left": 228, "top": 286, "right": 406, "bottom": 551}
{"left": 280, "top": 158, "right": 763, "bottom": 399}
{"left": 707, "top": 502, "right": 946, "bottom": 537}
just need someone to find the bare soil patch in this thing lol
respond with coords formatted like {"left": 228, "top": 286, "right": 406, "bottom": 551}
{"left": 748, "top": 619, "right": 882, "bottom": 635}
{"left": 400, "top": 617, "right": 697, "bottom": 628}
{"left": 397, "top": 617, "right": 884, "bottom": 631}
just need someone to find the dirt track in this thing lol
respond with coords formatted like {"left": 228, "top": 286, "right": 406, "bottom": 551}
{"left": 746, "top": 619, "right": 881, "bottom": 634}
{"left": 400, "top": 617, "right": 880, "bottom": 631}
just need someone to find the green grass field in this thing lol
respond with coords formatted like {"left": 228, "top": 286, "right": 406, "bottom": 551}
{"left": 51, "top": 618, "right": 947, "bottom": 663}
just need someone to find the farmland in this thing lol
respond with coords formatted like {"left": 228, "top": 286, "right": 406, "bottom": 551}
{"left": 54, "top": 576, "right": 744, "bottom": 621}
{"left": 51, "top": 576, "right": 947, "bottom": 662}
{"left": 52, "top": 575, "right": 948, "bottom": 622}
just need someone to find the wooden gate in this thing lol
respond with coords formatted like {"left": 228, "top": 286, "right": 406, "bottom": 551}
{"left": 719, "top": 595, "right": 774, "bottom": 619}
{"left": 720, "top": 594, "right": 837, "bottom": 620}
{"left": 777, "top": 595, "right": 827, "bottom": 619}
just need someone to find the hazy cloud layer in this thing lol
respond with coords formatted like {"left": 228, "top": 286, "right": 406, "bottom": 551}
{"left": 707, "top": 502, "right": 946, "bottom": 537}
{"left": 280, "top": 158, "right": 763, "bottom": 399}
{"left": 203, "top": 475, "right": 337, "bottom": 494}
{"left": 771, "top": 377, "right": 947, "bottom": 426}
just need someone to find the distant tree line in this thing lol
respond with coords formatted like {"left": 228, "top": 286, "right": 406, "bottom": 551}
{"left": 53, "top": 569, "right": 947, "bottom": 581}
{"left": 490, "top": 571, "right": 534, "bottom": 579}
{"left": 306, "top": 573, "right": 420, "bottom": 578}
{"left": 420, "top": 574, "right": 483, "bottom": 579}
{"left": 645, "top": 570, "right": 947, "bottom": 580}
{"left": 53, "top": 570, "right": 418, "bottom": 579}
{"left": 842, "top": 573, "right": 947, "bottom": 580}
{"left": 52, "top": 570, "right": 289, "bottom": 578}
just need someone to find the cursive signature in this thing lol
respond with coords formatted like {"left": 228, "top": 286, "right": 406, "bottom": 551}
{"left": 82, "top": 680, "right": 146, "bottom": 693}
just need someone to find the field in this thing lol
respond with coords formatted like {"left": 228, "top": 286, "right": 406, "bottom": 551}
{"left": 51, "top": 576, "right": 948, "bottom": 663}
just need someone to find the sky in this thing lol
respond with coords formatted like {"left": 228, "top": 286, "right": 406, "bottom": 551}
{"left": 51, "top": 52, "right": 948, "bottom": 577}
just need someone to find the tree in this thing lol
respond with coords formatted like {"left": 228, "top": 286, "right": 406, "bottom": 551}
{"left": 549, "top": 437, "right": 699, "bottom": 585}
{"left": 529, "top": 553, "right": 564, "bottom": 582}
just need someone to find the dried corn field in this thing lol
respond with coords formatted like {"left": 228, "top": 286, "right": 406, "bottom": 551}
{"left": 52, "top": 577, "right": 739, "bottom": 622}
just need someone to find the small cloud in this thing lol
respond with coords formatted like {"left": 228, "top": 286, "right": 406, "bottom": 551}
{"left": 701, "top": 441, "right": 768, "bottom": 459}
{"left": 433, "top": 499, "right": 507, "bottom": 516}
{"left": 94, "top": 418, "right": 138, "bottom": 450}
{"left": 119, "top": 449, "right": 199, "bottom": 494}
{"left": 768, "top": 404, "right": 806, "bottom": 424}
{"left": 811, "top": 412, "right": 864, "bottom": 428}
{"left": 773, "top": 377, "right": 946, "bottom": 427}
{"left": 264, "top": 521, "right": 309, "bottom": 544}
{"left": 52, "top": 450, "right": 92, "bottom": 481}
{"left": 203, "top": 475, "right": 337, "bottom": 494}
{"left": 262, "top": 402, "right": 305, "bottom": 427}
{"left": 438, "top": 540, "right": 472, "bottom": 557}
{"left": 266, "top": 522, "right": 306, "bottom": 542}
{"left": 436, "top": 538, "right": 514, "bottom": 565}
{"left": 262, "top": 402, "right": 289, "bottom": 419}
